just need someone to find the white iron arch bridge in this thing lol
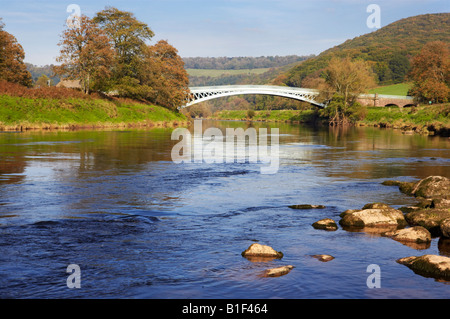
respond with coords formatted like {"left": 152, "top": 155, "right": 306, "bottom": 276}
{"left": 183, "top": 85, "right": 324, "bottom": 108}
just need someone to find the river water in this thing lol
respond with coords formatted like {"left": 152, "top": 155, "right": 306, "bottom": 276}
{"left": 0, "top": 120, "right": 449, "bottom": 299}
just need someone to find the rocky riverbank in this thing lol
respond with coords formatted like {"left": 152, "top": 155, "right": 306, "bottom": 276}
{"left": 241, "top": 175, "right": 450, "bottom": 281}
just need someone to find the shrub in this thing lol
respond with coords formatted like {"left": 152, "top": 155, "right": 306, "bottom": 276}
{"left": 0, "top": 80, "right": 92, "bottom": 99}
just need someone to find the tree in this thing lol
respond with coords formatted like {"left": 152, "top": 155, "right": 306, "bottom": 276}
{"left": 143, "top": 40, "right": 190, "bottom": 110}
{"left": 0, "top": 19, "right": 33, "bottom": 87}
{"left": 93, "top": 7, "right": 154, "bottom": 81}
{"left": 319, "top": 56, "right": 376, "bottom": 125}
{"left": 54, "top": 15, "right": 115, "bottom": 94}
{"left": 389, "top": 53, "right": 411, "bottom": 83}
{"left": 35, "top": 74, "right": 53, "bottom": 87}
{"left": 408, "top": 41, "right": 450, "bottom": 103}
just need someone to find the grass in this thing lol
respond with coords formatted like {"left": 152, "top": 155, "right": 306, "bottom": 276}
{"left": 358, "top": 103, "right": 450, "bottom": 135}
{"left": 212, "top": 109, "right": 318, "bottom": 123}
{"left": 0, "top": 94, "right": 188, "bottom": 130}
{"left": 368, "top": 82, "right": 413, "bottom": 96}
{"left": 211, "top": 103, "right": 450, "bottom": 136}
{"left": 186, "top": 68, "right": 271, "bottom": 78}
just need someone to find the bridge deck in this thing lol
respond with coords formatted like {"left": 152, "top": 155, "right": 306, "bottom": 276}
{"left": 183, "top": 85, "right": 415, "bottom": 108}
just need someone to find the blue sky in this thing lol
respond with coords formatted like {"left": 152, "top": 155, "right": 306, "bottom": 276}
{"left": 1, "top": 0, "right": 448, "bottom": 66}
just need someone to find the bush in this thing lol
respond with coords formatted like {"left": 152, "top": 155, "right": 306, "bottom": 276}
{"left": 0, "top": 80, "right": 92, "bottom": 99}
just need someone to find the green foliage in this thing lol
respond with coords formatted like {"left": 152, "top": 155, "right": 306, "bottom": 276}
{"left": 360, "top": 104, "right": 450, "bottom": 129}
{"left": 183, "top": 55, "right": 313, "bottom": 70}
{"left": 26, "top": 63, "right": 60, "bottom": 85}
{"left": 93, "top": 7, "right": 154, "bottom": 80}
{"left": 285, "top": 13, "right": 450, "bottom": 87}
{"left": 246, "top": 109, "right": 255, "bottom": 119}
{"left": 115, "top": 76, "right": 153, "bottom": 100}
{"left": 319, "top": 94, "right": 367, "bottom": 125}
{"left": 34, "top": 74, "right": 53, "bottom": 88}
{"left": 187, "top": 68, "right": 271, "bottom": 78}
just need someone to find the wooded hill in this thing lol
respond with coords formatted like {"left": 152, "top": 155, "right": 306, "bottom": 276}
{"left": 183, "top": 55, "right": 313, "bottom": 70}
{"left": 284, "top": 13, "right": 450, "bottom": 87}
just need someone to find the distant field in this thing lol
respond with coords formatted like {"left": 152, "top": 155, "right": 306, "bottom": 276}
{"left": 369, "top": 82, "right": 412, "bottom": 96}
{"left": 186, "top": 68, "right": 271, "bottom": 78}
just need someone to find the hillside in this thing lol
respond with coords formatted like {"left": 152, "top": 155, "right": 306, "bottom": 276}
{"left": 25, "top": 63, "right": 60, "bottom": 85}
{"left": 185, "top": 55, "right": 314, "bottom": 86}
{"left": 285, "top": 13, "right": 450, "bottom": 87}
{"left": 183, "top": 55, "right": 313, "bottom": 70}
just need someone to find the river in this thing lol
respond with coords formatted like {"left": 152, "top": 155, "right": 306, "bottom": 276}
{"left": 0, "top": 120, "right": 449, "bottom": 299}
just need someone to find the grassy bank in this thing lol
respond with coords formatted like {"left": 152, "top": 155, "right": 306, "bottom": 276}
{"left": 368, "top": 82, "right": 413, "bottom": 96}
{"left": 211, "top": 109, "right": 318, "bottom": 123}
{"left": 211, "top": 104, "right": 450, "bottom": 136}
{"left": 0, "top": 94, "right": 188, "bottom": 131}
{"left": 358, "top": 104, "right": 450, "bottom": 136}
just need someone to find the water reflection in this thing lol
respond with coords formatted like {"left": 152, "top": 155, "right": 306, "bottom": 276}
{"left": 0, "top": 121, "right": 449, "bottom": 298}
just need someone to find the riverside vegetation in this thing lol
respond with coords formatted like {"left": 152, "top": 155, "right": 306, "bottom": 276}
{"left": 209, "top": 104, "right": 450, "bottom": 137}
{"left": 0, "top": 8, "right": 189, "bottom": 130}
{"left": 0, "top": 80, "right": 187, "bottom": 130}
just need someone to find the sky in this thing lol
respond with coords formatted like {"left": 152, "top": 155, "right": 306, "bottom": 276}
{"left": 0, "top": 0, "right": 448, "bottom": 66}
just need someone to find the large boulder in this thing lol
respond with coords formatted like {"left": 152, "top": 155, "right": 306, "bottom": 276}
{"left": 397, "top": 255, "right": 450, "bottom": 280}
{"left": 241, "top": 243, "right": 283, "bottom": 260}
{"left": 384, "top": 226, "right": 431, "bottom": 244}
{"left": 383, "top": 176, "right": 450, "bottom": 199}
{"left": 339, "top": 203, "right": 407, "bottom": 229}
{"left": 405, "top": 209, "right": 450, "bottom": 236}
{"left": 312, "top": 218, "right": 338, "bottom": 231}
{"left": 441, "top": 218, "right": 450, "bottom": 238}
{"left": 410, "top": 176, "right": 450, "bottom": 198}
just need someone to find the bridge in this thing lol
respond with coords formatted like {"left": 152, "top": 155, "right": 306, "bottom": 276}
{"left": 183, "top": 85, "right": 323, "bottom": 108}
{"left": 182, "top": 85, "right": 416, "bottom": 108}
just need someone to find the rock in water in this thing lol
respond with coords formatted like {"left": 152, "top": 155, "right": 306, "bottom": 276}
{"left": 241, "top": 243, "right": 283, "bottom": 259}
{"left": 441, "top": 218, "right": 450, "bottom": 238}
{"left": 312, "top": 218, "right": 338, "bottom": 231}
{"left": 405, "top": 209, "right": 450, "bottom": 236}
{"left": 410, "top": 176, "right": 450, "bottom": 198}
{"left": 384, "top": 226, "right": 431, "bottom": 244}
{"left": 397, "top": 255, "right": 450, "bottom": 280}
{"left": 339, "top": 204, "right": 407, "bottom": 228}
{"left": 311, "top": 254, "right": 334, "bottom": 262}
{"left": 263, "top": 265, "right": 294, "bottom": 277}
{"left": 289, "top": 204, "right": 325, "bottom": 209}
{"left": 383, "top": 176, "right": 450, "bottom": 198}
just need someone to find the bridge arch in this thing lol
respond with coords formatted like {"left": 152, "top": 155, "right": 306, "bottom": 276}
{"left": 183, "top": 85, "right": 324, "bottom": 108}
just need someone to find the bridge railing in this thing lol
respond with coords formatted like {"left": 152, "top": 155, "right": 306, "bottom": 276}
{"left": 189, "top": 85, "right": 320, "bottom": 94}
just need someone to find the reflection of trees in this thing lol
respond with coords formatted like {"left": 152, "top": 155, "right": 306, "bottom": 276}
{"left": 0, "top": 133, "right": 28, "bottom": 185}
{"left": 0, "top": 155, "right": 27, "bottom": 184}
{"left": 76, "top": 129, "right": 175, "bottom": 173}
{"left": 311, "top": 126, "right": 450, "bottom": 180}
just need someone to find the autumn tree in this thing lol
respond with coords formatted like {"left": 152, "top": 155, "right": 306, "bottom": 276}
{"left": 93, "top": 7, "right": 154, "bottom": 83}
{"left": 143, "top": 40, "right": 190, "bottom": 110}
{"left": 0, "top": 19, "right": 33, "bottom": 87}
{"left": 318, "top": 56, "right": 376, "bottom": 125}
{"left": 54, "top": 15, "right": 115, "bottom": 94}
{"left": 408, "top": 41, "right": 450, "bottom": 104}
{"left": 35, "top": 74, "right": 53, "bottom": 87}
